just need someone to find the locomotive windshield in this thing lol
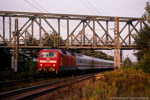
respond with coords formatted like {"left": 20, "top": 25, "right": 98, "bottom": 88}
{"left": 40, "top": 52, "right": 57, "bottom": 58}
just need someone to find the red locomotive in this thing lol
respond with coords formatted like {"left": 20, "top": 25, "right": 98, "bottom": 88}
{"left": 38, "top": 49, "right": 114, "bottom": 74}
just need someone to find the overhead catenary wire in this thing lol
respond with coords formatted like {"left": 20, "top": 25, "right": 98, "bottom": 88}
{"left": 25, "top": 0, "right": 43, "bottom": 13}
{"left": 32, "top": 0, "right": 67, "bottom": 29}
{"left": 87, "top": 0, "right": 113, "bottom": 28}
{"left": 85, "top": 0, "right": 102, "bottom": 15}
{"left": 81, "top": 0, "right": 114, "bottom": 28}
{"left": 80, "top": 0, "right": 104, "bottom": 33}
{"left": 80, "top": 0, "right": 115, "bottom": 56}
{"left": 25, "top": 0, "right": 67, "bottom": 30}
{"left": 80, "top": 0, "right": 114, "bottom": 34}
{"left": 32, "top": 0, "right": 49, "bottom": 13}
{"left": 80, "top": 0, "right": 97, "bottom": 15}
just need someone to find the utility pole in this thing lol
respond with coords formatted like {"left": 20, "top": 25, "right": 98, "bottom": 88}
{"left": 12, "top": 18, "right": 19, "bottom": 72}
{"left": 114, "top": 17, "right": 120, "bottom": 70}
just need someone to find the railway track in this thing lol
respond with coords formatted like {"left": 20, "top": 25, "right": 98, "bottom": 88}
{"left": 0, "top": 77, "right": 54, "bottom": 93}
{"left": 0, "top": 78, "right": 33, "bottom": 88}
{"left": 0, "top": 72, "right": 103, "bottom": 100}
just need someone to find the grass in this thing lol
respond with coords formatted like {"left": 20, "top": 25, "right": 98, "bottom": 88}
{"left": 1, "top": 67, "right": 150, "bottom": 100}
{"left": 65, "top": 67, "right": 150, "bottom": 100}
{"left": 0, "top": 70, "right": 40, "bottom": 82}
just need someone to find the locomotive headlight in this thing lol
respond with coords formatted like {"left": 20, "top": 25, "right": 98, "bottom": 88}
{"left": 53, "top": 64, "right": 55, "bottom": 66}
{"left": 40, "top": 60, "right": 46, "bottom": 63}
{"left": 50, "top": 60, "right": 57, "bottom": 63}
{"left": 40, "top": 64, "right": 42, "bottom": 66}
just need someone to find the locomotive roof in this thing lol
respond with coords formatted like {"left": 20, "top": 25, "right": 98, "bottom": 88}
{"left": 40, "top": 49, "right": 115, "bottom": 63}
{"left": 41, "top": 49, "right": 76, "bottom": 56}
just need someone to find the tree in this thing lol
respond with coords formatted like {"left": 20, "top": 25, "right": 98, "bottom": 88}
{"left": 134, "top": 2, "right": 150, "bottom": 73}
{"left": 0, "top": 49, "right": 11, "bottom": 71}
{"left": 18, "top": 48, "right": 40, "bottom": 72}
{"left": 143, "top": 2, "right": 150, "bottom": 24}
{"left": 42, "top": 33, "right": 65, "bottom": 47}
{"left": 123, "top": 56, "right": 131, "bottom": 66}
{"left": 72, "top": 49, "right": 113, "bottom": 60}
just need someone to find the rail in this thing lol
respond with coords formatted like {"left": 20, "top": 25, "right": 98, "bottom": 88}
{"left": 0, "top": 72, "right": 103, "bottom": 100}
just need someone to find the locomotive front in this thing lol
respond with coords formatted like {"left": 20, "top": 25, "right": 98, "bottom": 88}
{"left": 38, "top": 50, "right": 59, "bottom": 73}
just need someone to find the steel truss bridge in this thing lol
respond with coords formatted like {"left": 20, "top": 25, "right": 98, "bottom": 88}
{"left": 0, "top": 11, "right": 146, "bottom": 70}
{"left": 0, "top": 11, "right": 146, "bottom": 49}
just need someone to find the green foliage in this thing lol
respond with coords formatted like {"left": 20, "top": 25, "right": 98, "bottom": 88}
{"left": 27, "top": 37, "right": 38, "bottom": 45}
{"left": 0, "top": 49, "right": 11, "bottom": 71}
{"left": 18, "top": 49, "right": 39, "bottom": 72}
{"left": 134, "top": 26, "right": 150, "bottom": 61}
{"left": 43, "top": 34, "right": 64, "bottom": 46}
{"left": 67, "top": 68, "right": 150, "bottom": 100}
{"left": 0, "top": 58, "right": 38, "bottom": 81}
{"left": 137, "top": 54, "right": 150, "bottom": 73}
{"left": 1, "top": 60, "right": 38, "bottom": 81}
{"left": 83, "top": 68, "right": 150, "bottom": 100}
{"left": 22, "top": 59, "right": 37, "bottom": 74}
{"left": 123, "top": 57, "right": 131, "bottom": 66}
{"left": 73, "top": 49, "right": 113, "bottom": 60}
{"left": 134, "top": 2, "right": 150, "bottom": 73}
{"left": 143, "top": 2, "right": 150, "bottom": 24}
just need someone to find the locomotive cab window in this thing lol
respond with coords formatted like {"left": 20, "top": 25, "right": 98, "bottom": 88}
{"left": 40, "top": 52, "right": 57, "bottom": 58}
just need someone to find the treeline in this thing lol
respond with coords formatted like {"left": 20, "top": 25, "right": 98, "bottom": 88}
{"left": 134, "top": 2, "right": 150, "bottom": 73}
{"left": 72, "top": 49, "right": 113, "bottom": 60}
{"left": 0, "top": 49, "right": 40, "bottom": 81}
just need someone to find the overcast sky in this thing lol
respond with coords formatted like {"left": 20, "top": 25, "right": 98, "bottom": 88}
{"left": 0, "top": 0, "right": 148, "bottom": 17}
{"left": 0, "top": 0, "right": 149, "bottom": 62}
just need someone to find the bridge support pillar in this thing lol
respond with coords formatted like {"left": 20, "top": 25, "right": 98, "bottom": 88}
{"left": 120, "top": 50, "right": 123, "bottom": 67}
{"left": 114, "top": 17, "right": 120, "bottom": 69}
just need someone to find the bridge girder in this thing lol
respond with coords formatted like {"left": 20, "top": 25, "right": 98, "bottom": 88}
{"left": 0, "top": 11, "right": 146, "bottom": 50}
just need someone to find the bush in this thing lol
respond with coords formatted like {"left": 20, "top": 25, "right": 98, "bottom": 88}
{"left": 67, "top": 68, "right": 150, "bottom": 100}
{"left": 23, "top": 59, "right": 37, "bottom": 73}
{"left": 0, "top": 59, "right": 38, "bottom": 82}
{"left": 137, "top": 54, "right": 150, "bottom": 73}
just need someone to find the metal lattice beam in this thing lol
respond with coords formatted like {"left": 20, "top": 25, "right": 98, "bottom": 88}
{"left": 0, "top": 11, "right": 145, "bottom": 50}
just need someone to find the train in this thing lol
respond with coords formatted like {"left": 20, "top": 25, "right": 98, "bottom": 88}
{"left": 38, "top": 49, "right": 114, "bottom": 74}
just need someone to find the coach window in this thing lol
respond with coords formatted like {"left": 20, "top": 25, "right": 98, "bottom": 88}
{"left": 80, "top": 59, "right": 82, "bottom": 63}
